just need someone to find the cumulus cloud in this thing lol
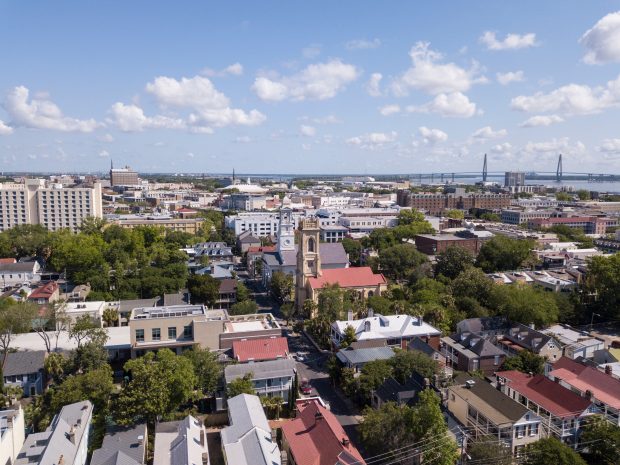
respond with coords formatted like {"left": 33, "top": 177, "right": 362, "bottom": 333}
{"left": 391, "top": 42, "right": 487, "bottom": 96}
{"left": 346, "top": 131, "right": 398, "bottom": 150}
{"left": 136, "top": 75, "right": 265, "bottom": 132}
{"left": 471, "top": 126, "right": 507, "bottom": 141}
{"left": 346, "top": 38, "right": 381, "bottom": 50}
{"left": 0, "top": 120, "right": 13, "bottom": 135}
{"left": 406, "top": 92, "right": 478, "bottom": 118}
{"left": 303, "top": 115, "right": 341, "bottom": 124}
{"left": 597, "top": 138, "right": 620, "bottom": 154}
{"left": 379, "top": 104, "right": 401, "bottom": 116}
{"left": 107, "top": 103, "right": 187, "bottom": 132}
{"left": 252, "top": 59, "right": 359, "bottom": 102}
{"left": 580, "top": 11, "right": 620, "bottom": 64}
{"left": 418, "top": 126, "right": 448, "bottom": 144}
{"left": 4, "top": 86, "right": 99, "bottom": 132}
{"left": 497, "top": 71, "right": 524, "bottom": 85}
{"left": 299, "top": 124, "right": 316, "bottom": 137}
{"left": 202, "top": 62, "right": 244, "bottom": 77}
{"left": 523, "top": 137, "right": 586, "bottom": 156}
{"left": 510, "top": 74, "right": 620, "bottom": 115}
{"left": 519, "top": 115, "right": 564, "bottom": 128}
{"left": 479, "top": 31, "right": 538, "bottom": 50}
{"left": 491, "top": 142, "right": 512, "bottom": 154}
{"left": 366, "top": 73, "right": 383, "bottom": 97}
{"left": 235, "top": 136, "right": 252, "bottom": 143}
{"left": 98, "top": 150, "right": 110, "bottom": 158}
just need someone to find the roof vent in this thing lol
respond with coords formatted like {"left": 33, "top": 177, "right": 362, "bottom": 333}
{"left": 465, "top": 380, "right": 476, "bottom": 389}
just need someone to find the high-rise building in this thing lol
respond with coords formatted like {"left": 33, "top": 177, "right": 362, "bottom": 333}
{"left": 504, "top": 171, "right": 525, "bottom": 187}
{"left": 110, "top": 163, "right": 140, "bottom": 186}
{"left": 0, "top": 179, "right": 103, "bottom": 232}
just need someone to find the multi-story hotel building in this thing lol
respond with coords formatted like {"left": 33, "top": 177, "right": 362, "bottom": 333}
{"left": 0, "top": 179, "right": 103, "bottom": 232}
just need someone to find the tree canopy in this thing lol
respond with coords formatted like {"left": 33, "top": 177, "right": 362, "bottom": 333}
{"left": 476, "top": 236, "right": 535, "bottom": 272}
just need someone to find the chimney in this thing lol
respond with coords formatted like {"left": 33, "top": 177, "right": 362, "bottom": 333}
{"left": 417, "top": 315, "right": 423, "bottom": 326}
{"left": 341, "top": 437, "right": 350, "bottom": 447}
{"left": 347, "top": 310, "right": 353, "bottom": 321}
{"left": 271, "top": 428, "right": 277, "bottom": 443}
{"left": 314, "top": 411, "right": 323, "bottom": 424}
{"left": 200, "top": 429, "right": 205, "bottom": 447}
{"left": 58, "top": 455, "right": 65, "bottom": 465}
{"left": 605, "top": 365, "right": 612, "bottom": 375}
{"left": 424, "top": 378, "right": 430, "bottom": 388}
{"left": 368, "top": 308, "right": 374, "bottom": 318}
{"left": 68, "top": 426, "right": 76, "bottom": 444}
{"left": 138, "top": 435, "right": 144, "bottom": 446}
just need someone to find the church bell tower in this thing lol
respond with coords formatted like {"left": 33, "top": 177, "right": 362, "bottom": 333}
{"left": 277, "top": 208, "right": 295, "bottom": 254}
{"left": 295, "top": 217, "right": 321, "bottom": 310}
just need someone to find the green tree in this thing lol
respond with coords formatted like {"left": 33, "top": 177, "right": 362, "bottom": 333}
{"left": 480, "top": 212, "right": 501, "bottom": 221}
{"left": 444, "top": 209, "right": 465, "bottom": 219}
{"left": 50, "top": 366, "right": 113, "bottom": 413}
{"left": 227, "top": 373, "right": 255, "bottom": 398}
{"left": 500, "top": 350, "right": 545, "bottom": 375}
{"left": 339, "top": 325, "right": 357, "bottom": 349}
{"left": 116, "top": 349, "right": 197, "bottom": 425}
{"left": 579, "top": 416, "right": 620, "bottom": 465}
{"left": 0, "top": 301, "right": 38, "bottom": 371}
{"left": 68, "top": 315, "right": 108, "bottom": 349}
{"left": 378, "top": 243, "right": 428, "bottom": 281}
{"left": 360, "top": 402, "right": 414, "bottom": 455}
{"left": 229, "top": 300, "right": 259, "bottom": 315}
{"left": 576, "top": 189, "right": 591, "bottom": 201}
{"left": 390, "top": 349, "right": 438, "bottom": 383}
{"left": 187, "top": 274, "right": 221, "bottom": 306}
{"left": 183, "top": 347, "right": 222, "bottom": 397}
{"left": 524, "top": 437, "right": 586, "bottom": 465}
{"left": 32, "top": 302, "right": 71, "bottom": 354}
{"left": 358, "top": 359, "right": 394, "bottom": 401}
{"left": 317, "top": 284, "right": 345, "bottom": 321}
{"left": 342, "top": 238, "right": 363, "bottom": 266}
{"left": 580, "top": 253, "right": 620, "bottom": 322}
{"left": 488, "top": 285, "right": 560, "bottom": 328}
{"left": 434, "top": 246, "right": 475, "bottom": 280}
{"left": 556, "top": 191, "right": 572, "bottom": 201}
{"left": 467, "top": 436, "right": 512, "bottom": 465}
{"left": 450, "top": 267, "right": 494, "bottom": 308}
{"left": 280, "top": 302, "right": 295, "bottom": 325}
{"left": 476, "top": 236, "right": 535, "bottom": 272}
{"left": 269, "top": 271, "right": 294, "bottom": 305}
{"left": 301, "top": 299, "right": 317, "bottom": 319}
{"left": 44, "top": 352, "right": 65, "bottom": 385}
{"left": 235, "top": 281, "right": 250, "bottom": 302}
{"left": 102, "top": 307, "right": 119, "bottom": 327}
{"left": 363, "top": 228, "right": 398, "bottom": 251}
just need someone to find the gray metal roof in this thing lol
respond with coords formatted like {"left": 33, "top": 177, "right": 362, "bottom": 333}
{"left": 336, "top": 346, "right": 395, "bottom": 365}
{"left": 3, "top": 350, "right": 46, "bottom": 377}
{"left": 263, "top": 243, "right": 349, "bottom": 268}
{"left": 91, "top": 424, "right": 147, "bottom": 465}
{"left": 0, "top": 262, "right": 37, "bottom": 273}
{"left": 225, "top": 358, "right": 296, "bottom": 384}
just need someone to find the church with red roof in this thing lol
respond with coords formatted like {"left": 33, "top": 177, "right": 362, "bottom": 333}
{"left": 295, "top": 218, "right": 387, "bottom": 315}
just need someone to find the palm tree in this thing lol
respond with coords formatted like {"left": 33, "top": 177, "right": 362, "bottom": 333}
{"left": 44, "top": 352, "right": 64, "bottom": 384}
{"left": 260, "top": 395, "right": 275, "bottom": 419}
{"left": 272, "top": 396, "right": 284, "bottom": 419}
{"left": 102, "top": 307, "right": 119, "bottom": 328}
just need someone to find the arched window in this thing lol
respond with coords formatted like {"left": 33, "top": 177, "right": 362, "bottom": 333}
{"left": 368, "top": 291, "right": 374, "bottom": 298}
{"left": 308, "top": 237, "right": 316, "bottom": 253}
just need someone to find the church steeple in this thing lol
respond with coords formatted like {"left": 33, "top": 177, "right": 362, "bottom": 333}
{"left": 277, "top": 208, "right": 295, "bottom": 253}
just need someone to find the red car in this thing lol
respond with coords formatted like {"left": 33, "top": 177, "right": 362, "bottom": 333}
{"left": 300, "top": 378, "right": 312, "bottom": 395}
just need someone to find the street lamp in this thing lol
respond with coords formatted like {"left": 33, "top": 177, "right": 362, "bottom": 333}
{"left": 589, "top": 312, "right": 601, "bottom": 332}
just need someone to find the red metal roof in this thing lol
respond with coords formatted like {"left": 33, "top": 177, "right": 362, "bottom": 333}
{"left": 549, "top": 357, "right": 620, "bottom": 409}
{"left": 28, "top": 281, "right": 59, "bottom": 300}
{"left": 496, "top": 370, "right": 591, "bottom": 418}
{"left": 308, "top": 267, "right": 386, "bottom": 290}
{"left": 247, "top": 246, "right": 276, "bottom": 253}
{"left": 0, "top": 258, "right": 16, "bottom": 264}
{"left": 232, "top": 336, "right": 289, "bottom": 362}
{"left": 282, "top": 399, "right": 365, "bottom": 465}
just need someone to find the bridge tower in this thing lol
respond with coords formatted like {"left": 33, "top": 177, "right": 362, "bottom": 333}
{"left": 482, "top": 153, "right": 488, "bottom": 182}
{"left": 556, "top": 154, "right": 563, "bottom": 182}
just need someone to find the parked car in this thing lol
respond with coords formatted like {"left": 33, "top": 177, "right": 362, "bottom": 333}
{"left": 300, "top": 378, "right": 312, "bottom": 395}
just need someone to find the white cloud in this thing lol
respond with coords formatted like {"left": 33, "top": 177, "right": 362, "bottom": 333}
{"left": 302, "top": 143, "right": 311, "bottom": 151}
{"left": 302, "top": 44, "right": 321, "bottom": 59}
{"left": 497, "top": 71, "right": 524, "bottom": 85}
{"left": 479, "top": 31, "right": 538, "bottom": 50}
{"left": 303, "top": 115, "right": 341, "bottom": 124}
{"left": 391, "top": 42, "right": 487, "bottom": 96}
{"left": 0, "top": 120, "right": 13, "bottom": 135}
{"left": 491, "top": 142, "right": 512, "bottom": 154}
{"left": 523, "top": 137, "right": 586, "bottom": 156}
{"left": 418, "top": 126, "right": 448, "bottom": 144}
{"left": 186, "top": 152, "right": 195, "bottom": 158}
{"left": 235, "top": 136, "right": 252, "bottom": 143}
{"left": 98, "top": 150, "right": 110, "bottom": 158}
{"left": 98, "top": 133, "right": 114, "bottom": 142}
{"left": 4, "top": 86, "right": 99, "bottom": 132}
{"left": 299, "top": 124, "right": 316, "bottom": 137}
{"left": 108, "top": 103, "right": 187, "bottom": 132}
{"left": 510, "top": 74, "right": 620, "bottom": 115}
{"left": 346, "top": 131, "right": 398, "bottom": 150}
{"left": 346, "top": 38, "right": 381, "bottom": 50}
{"left": 406, "top": 92, "right": 478, "bottom": 118}
{"left": 471, "top": 126, "right": 507, "bottom": 141}
{"left": 202, "top": 62, "right": 244, "bottom": 77}
{"left": 252, "top": 59, "right": 359, "bottom": 102}
{"left": 379, "top": 104, "right": 401, "bottom": 116}
{"left": 597, "top": 138, "right": 620, "bottom": 154}
{"left": 519, "top": 115, "right": 564, "bottom": 127}
{"left": 146, "top": 75, "right": 265, "bottom": 130}
{"left": 580, "top": 11, "right": 620, "bottom": 64}
{"left": 366, "top": 73, "right": 383, "bottom": 97}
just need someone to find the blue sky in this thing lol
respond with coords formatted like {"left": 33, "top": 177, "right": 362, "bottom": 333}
{"left": 1, "top": 1, "right": 620, "bottom": 174}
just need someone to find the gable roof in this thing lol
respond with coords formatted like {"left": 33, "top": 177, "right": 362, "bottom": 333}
{"left": 308, "top": 267, "right": 386, "bottom": 290}
{"left": 91, "top": 424, "right": 147, "bottom": 465}
{"left": 454, "top": 333, "right": 506, "bottom": 358}
{"left": 233, "top": 337, "right": 289, "bottom": 363}
{"left": 264, "top": 243, "right": 349, "bottom": 268}
{"left": 496, "top": 370, "right": 591, "bottom": 418}
{"left": 0, "top": 262, "right": 38, "bottom": 273}
{"left": 333, "top": 314, "right": 441, "bottom": 341}
{"left": 219, "top": 278, "right": 238, "bottom": 294}
{"left": 153, "top": 415, "right": 208, "bottom": 465}
{"left": 336, "top": 346, "right": 394, "bottom": 366}
{"left": 548, "top": 357, "right": 620, "bottom": 409}
{"left": 225, "top": 358, "right": 296, "bottom": 384}
{"left": 450, "top": 374, "right": 533, "bottom": 425}
{"left": 3, "top": 350, "right": 46, "bottom": 377}
{"left": 221, "top": 394, "right": 280, "bottom": 465}
{"left": 502, "top": 323, "right": 557, "bottom": 353}
{"left": 281, "top": 399, "right": 365, "bottom": 465}
{"left": 456, "top": 317, "right": 509, "bottom": 334}
{"left": 374, "top": 373, "right": 429, "bottom": 405}
{"left": 28, "top": 282, "right": 59, "bottom": 300}
{"left": 408, "top": 337, "right": 440, "bottom": 357}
